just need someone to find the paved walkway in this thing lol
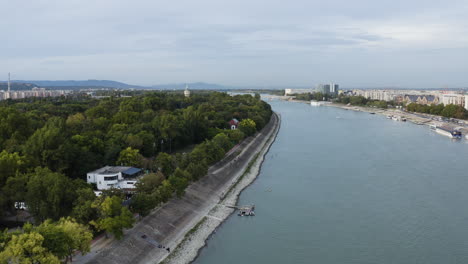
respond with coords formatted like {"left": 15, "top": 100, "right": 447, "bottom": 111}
{"left": 75, "top": 113, "right": 279, "bottom": 264}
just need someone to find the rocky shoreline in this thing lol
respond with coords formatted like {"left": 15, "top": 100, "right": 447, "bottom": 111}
{"left": 161, "top": 113, "right": 281, "bottom": 264}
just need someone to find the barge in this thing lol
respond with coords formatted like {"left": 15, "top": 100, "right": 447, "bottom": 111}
{"left": 431, "top": 125, "right": 462, "bottom": 139}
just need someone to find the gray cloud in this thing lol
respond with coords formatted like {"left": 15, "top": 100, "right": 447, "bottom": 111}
{"left": 1, "top": 0, "right": 468, "bottom": 87}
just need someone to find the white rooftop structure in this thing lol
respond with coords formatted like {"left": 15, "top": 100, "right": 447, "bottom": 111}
{"left": 87, "top": 166, "right": 143, "bottom": 191}
{"left": 184, "top": 84, "right": 191, "bottom": 97}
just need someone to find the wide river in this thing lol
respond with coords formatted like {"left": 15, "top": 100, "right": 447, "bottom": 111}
{"left": 193, "top": 100, "right": 468, "bottom": 264}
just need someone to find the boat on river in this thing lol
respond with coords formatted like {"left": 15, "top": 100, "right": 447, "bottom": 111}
{"left": 310, "top": 101, "right": 323, "bottom": 106}
{"left": 391, "top": 115, "right": 406, "bottom": 122}
{"left": 431, "top": 125, "right": 462, "bottom": 139}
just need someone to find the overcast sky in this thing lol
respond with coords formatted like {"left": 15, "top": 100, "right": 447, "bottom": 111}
{"left": 2, "top": 0, "right": 468, "bottom": 88}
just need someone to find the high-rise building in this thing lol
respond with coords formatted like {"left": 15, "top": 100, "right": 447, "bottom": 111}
{"left": 316, "top": 84, "right": 328, "bottom": 94}
{"left": 330, "top": 83, "right": 339, "bottom": 95}
{"left": 465, "top": 95, "right": 468, "bottom": 111}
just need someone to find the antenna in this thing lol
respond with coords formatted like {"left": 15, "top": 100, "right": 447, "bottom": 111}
{"left": 8, "top": 72, "right": 10, "bottom": 92}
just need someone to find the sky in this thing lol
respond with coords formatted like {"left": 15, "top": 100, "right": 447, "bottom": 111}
{"left": 1, "top": 0, "right": 468, "bottom": 88}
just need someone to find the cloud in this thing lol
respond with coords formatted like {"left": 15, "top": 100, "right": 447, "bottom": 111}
{"left": 1, "top": 0, "right": 468, "bottom": 87}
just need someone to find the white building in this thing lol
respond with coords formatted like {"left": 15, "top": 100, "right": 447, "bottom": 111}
{"left": 87, "top": 166, "right": 143, "bottom": 191}
{"left": 441, "top": 94, "right": 465, "bottom": 107}
{"left": 465, "top": 95, "right": 468, "bottom": 110}
{"left": 284, "top": 88, "right": 314, "bottom": 95}
{"left": 184, "top": 85, "right": 191, "bottom": 97}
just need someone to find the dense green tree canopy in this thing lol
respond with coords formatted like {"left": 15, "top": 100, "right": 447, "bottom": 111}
{"left": 0, "top": 91, "right": 272, "bottom": 249}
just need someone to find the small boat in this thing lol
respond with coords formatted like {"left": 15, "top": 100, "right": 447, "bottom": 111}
{"left": 370, "top": 112, "right": 375, "bottom": 115}
{"left": 237, "top": 205, "right": 255, "bottom": 216}
{"left": 386, "top": 115, "right": 392, "bottom": 119}
{"left": 310, "top": 100, "right": 322, "bottom": 106}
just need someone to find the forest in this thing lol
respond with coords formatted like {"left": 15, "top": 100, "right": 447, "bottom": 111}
{"left": 0, "top": 91, "right": 272, "bottom": 263}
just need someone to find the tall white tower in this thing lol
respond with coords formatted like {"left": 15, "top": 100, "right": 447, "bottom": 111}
{"left": 7, "top": 72, "right": 11, "bottom": 92}
{"left": 184, "top": 84, "right": 191, "bottom": 98}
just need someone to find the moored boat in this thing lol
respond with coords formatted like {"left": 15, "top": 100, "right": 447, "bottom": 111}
{"left": 434, "top": 126, "right": 462, "bottom": 139}
{"left": 310, "top": 100, "right": 322, "bottom": 106}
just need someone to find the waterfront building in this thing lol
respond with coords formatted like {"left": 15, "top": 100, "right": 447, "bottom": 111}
{"left": 284, "top": 88, "right": 314, "bottom": 95}
{"left": 465, "top": 95, "right": 468, "bottom": 110}
{"left": 441, "top": 94, "right": 465, "bottom": 107}
{"left": 316, "top": 84, "right": 330, "bottom": 94}
{"left": 353, "top": 89, "right": 443, "bottom": 105}
{"left": 87, "top": 166, "right": 143, "bottom": 191}
{"left": 330, "top": 83, "right": 339, "bottom": 95}
{"left": 403, "top": 95, "right": 439, "bottom": 105}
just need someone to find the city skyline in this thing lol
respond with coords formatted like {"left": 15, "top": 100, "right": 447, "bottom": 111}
{"left": 2, "top": 0, "right": 468, "bottom": 88}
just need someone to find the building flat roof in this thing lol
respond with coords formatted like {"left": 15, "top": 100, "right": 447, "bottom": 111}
{"left": 88, "top": 166, "right": 134, "bottom": 175}
{"left": 122, "top": 167, "right": 142, "bottom": 176}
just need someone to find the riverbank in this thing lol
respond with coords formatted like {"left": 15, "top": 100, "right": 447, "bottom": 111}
{"left": 81, "top": 113, "right": 280, "bottom": 264}
{"left": 189, "top": 98, "right": 468, "bottom": 264}
{"left": 322, "top": 103, "right": 468, "bottom": 137}
{"left": 163, "top": 113, "right": 281, "bottom": 264}
{"left": 280, "top": 97, "right": 468, "bottom": 138}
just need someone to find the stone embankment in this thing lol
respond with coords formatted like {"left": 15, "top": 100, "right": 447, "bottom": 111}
{"left": 81, "top": 112, "right": 280, "bottom": 264}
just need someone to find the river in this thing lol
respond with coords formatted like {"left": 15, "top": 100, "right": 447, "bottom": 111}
{"left": 193, "top": 100, "right": 468, "bottom": 264}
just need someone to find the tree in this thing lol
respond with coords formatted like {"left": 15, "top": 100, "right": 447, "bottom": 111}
{"left": 130, "top": 193, "right": 155, "bottom": 217}
{"left": 212, "top": 133, "right": 233, "bottom": 152}
{"left": 91, "top": 196, "right": 135, "bottom": 240}
{"left": 228, "top": 129, "right": 245, "bottom": 144}
{"left": 156, "top": 180, "right": 174, "bottom": 203}
{"left": 23, "top": 117, "right": 67, "bottom": 171}
{"left": 186, "top": 161, "right": 208, "bottom": 180}
{"left": 72, "top": 187, "right": 98, "bottom": 225}
{"left": 35, "top": 220, "right": 69, "bottom": 259}
{"left": 238, "top": 119, "right": 257, "bottom": 136}
{"left": 116, "top": 147, "right": 143, "bottom": 167}
{"left": 55, "top": 217, "right": 93, "bottom": 263}
{"left": 154, "top": 152, "right": 175, "bottom": 176}
{"left": 169, "top": 168, "right": 191, "bottom": 197}
{"left": 168, "top": 175, "right": 189, "bottom": 198}
{"left": 0, "top": 232, "right": 60, "bottom": 264}
{"left": 441, "top": 104, "right": 467, "bottom": 119}
{"left": 155, "top": 113, "right": 180, "bottom": 153}
{"left": 0, "top": 150, "right": 25, "bottom": 187}
{"left": 26, "top": 168, "right": 77, "bottom": 222}
{"left": 135, "top": 172, "right": 165, "bottom": 194}
{"left": 1, "top": 173, "right": 29, "bottom": 213}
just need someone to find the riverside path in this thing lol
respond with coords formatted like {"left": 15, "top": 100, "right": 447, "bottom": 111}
{"left": 78, "top": 113, "right": 280, "bottom": 264}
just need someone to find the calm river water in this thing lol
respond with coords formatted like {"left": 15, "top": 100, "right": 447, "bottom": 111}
{"left": 193, "top": 100, "right": 468, "bottom": 264}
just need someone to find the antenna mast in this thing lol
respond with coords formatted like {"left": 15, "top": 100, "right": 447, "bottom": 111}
{"left": 8, "top": 72, "right": 11, "bottom": 92}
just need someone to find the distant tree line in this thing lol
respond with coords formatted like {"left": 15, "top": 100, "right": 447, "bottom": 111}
{"left": 406, "top": 103, "right": 467, "bottom": 119}
{"left": 335, "top": 95, "right": 397, "bottom": 108}
{"left": 293, "top": 92, "right": 334, "bottom": 101}
{"left": 0, "top": 91, "right": 272, "bottom": 262}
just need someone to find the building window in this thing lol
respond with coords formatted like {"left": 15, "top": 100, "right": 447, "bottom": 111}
{"left": 88, "top": 176, "right": 90, "bottom": 179}
{"left": 127, "top": 182, "right": 134, "bottom": 185}
{"left": 104, "top": 176, "right": 118, "bottom": 181}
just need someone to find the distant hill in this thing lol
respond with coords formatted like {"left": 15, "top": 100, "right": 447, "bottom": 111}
{"left": 150, "top": 82, "right": 233, "bottom": 90}
{"left": 1, "top": 80, "right": 292, "bottom": 91}
{"left": 13, "top": 80, "right": 144, "bottom": 89}
{"left": 0, "top": 82, "right": 38, "bottom": 91}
